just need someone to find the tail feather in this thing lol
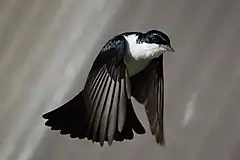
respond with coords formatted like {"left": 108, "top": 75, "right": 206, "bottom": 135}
{"left": 42, "top": 91, "right": 145, "bottom": 146}
{"left": 43, "top": 92, "right": 87, "bottom": 139}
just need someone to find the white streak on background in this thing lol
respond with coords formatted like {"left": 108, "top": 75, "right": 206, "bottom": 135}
{"left": 0, "top": 0, "right": 124, "bottom": 160}
{"left": 182, "top": 93, "right": 198, "bottom": 127}
{"left": 0, "top": 0, "right": 46, "bottom": 159}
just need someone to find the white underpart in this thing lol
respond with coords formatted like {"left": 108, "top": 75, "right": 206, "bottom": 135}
{"left": 123, "top": 34, "right": 166, "bottom": 76}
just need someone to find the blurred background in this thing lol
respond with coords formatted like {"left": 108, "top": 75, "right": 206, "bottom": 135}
{"left": 0, "top": 0, "right": 240, "bottom": 160}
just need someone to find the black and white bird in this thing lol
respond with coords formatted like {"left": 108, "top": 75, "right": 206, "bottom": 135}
{"left": 42, "top": 30, "right": 175, "bottom": 146}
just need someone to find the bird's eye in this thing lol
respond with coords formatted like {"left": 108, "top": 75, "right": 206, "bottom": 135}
{"left": 152, "top": 36, "right": 158, "bottom": 42}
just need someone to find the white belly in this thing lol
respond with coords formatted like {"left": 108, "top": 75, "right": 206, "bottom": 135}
{"left": 124, "top": 55, "right": 151, "bottom": 76}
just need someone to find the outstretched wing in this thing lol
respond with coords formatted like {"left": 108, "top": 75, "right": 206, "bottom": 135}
{"left": 130, "top": 54, "right": 165, "bottom": 145}
{"left": 42, "top": 35, "right": 145, "bottom": 147}
{"left": 83, "top": 35, "right": 134, "bottom": 146}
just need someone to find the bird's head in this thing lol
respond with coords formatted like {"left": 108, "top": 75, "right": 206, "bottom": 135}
{"left": 141, "top": 30, "right": 175, "bottom": 53}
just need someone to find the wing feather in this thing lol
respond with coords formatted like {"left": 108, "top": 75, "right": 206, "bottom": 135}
{"left": 99, "top": 64, "right": 118, "bottom": 145}
{"left": 82, "top": 35, "right": 143, "bottom": 145}
{"left": 131, "top": 54, "right": 165, "bottom": 145}
{"left": 43, "top": 34, "right": 145, "bottom": 146}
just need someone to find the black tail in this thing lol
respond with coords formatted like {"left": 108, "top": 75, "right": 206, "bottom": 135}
{"left": 42, "top": 91, "right": 145, "bottom": 146}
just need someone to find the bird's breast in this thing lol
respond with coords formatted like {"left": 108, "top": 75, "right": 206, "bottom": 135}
{"left": 123, "top": 34, "right": 164, "bottom": 76}
{"left": 124, "top": 34, "right": 162, "bottom": 60}
{"left": 124, "top": 55, "right": 151, "bottom": 76}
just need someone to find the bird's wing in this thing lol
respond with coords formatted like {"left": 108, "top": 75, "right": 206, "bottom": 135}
{"left": 130, "top": 54, "right": 165, "bottom": 145}
{"left": 83, "top": 35, "right": 132, "bottom": 146}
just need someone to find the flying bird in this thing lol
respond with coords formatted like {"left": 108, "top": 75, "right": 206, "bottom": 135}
{"left": 42, "top": 30, "right": 175, "bottom": 146}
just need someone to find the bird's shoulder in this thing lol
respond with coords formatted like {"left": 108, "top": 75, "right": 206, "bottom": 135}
{"left": 92, "top": 32, "right": 142, "bottom": 69}
{"left": 91, "top": 34, "right": 126, "bottom": 69}
{"left": 100, "top": 34, "right": 126, "bottom": 53}
{"left": 100, "top": 32, "right": 142, "bottom": 53}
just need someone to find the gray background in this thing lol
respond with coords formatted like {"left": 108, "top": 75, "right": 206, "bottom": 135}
{"left": 0, "top": 0, "right": 240, "bottom": 160}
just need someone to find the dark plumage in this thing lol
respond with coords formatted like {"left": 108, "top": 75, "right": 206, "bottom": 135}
{"left": 42, "top": 30, "right": 174, "bottom": 146}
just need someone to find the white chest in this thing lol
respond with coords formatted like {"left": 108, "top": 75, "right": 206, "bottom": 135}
{"left": 123, "top": 34, "right": 163, "bottom": 60}
{"left": 124, "top": 55, "right": 151, "bottom": 76}
{"left": 123, "top": 34, "right": 164, "bottom": 76}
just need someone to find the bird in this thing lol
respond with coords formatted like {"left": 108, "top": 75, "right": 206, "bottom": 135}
{"left": 42, "top": 29, "right": 175, "bottom": 147}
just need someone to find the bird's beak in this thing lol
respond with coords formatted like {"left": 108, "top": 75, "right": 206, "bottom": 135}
{"left": 164, "top": 45, "right": 175, "bottom": 52}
